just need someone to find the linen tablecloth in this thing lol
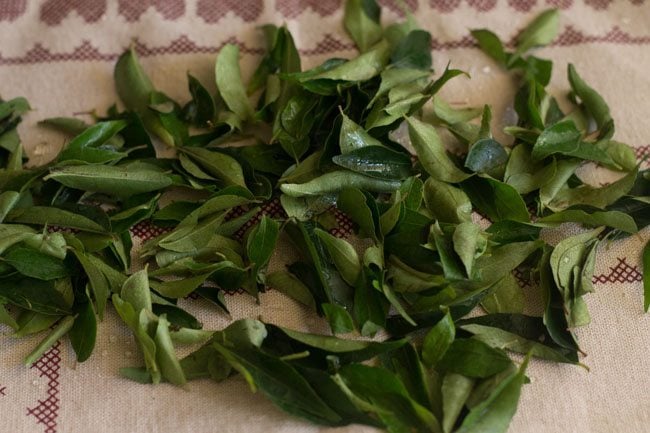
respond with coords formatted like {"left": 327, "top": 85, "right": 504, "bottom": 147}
{"left": 1, "top": 1, "right": 649, "bottom": 432}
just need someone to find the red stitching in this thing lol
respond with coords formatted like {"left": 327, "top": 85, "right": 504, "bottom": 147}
{"left": 635, "top": 145, "right": 650, "bottom": 160}
{"left": 118, "top": 0, "right": 185, "bottom": 22}
{"left": 276, "top": 0, "right": 341, "bottom": 18}
{"left": 26, "top": 341, "right": 61, "bottom": 433}
{"left": 0, "top": 0, "right": 26, "bottom": 22}
{"left": 513, "top": 267, "right": 533, "bottom": 288}
{"left": 1, "top": 23, "right": 649, "bottom": 66}
{"left": 593, "top": 257, "right": 643, "bottom": 284}
{"left": 0, "top": 386, "right": 6, "bottom": 396}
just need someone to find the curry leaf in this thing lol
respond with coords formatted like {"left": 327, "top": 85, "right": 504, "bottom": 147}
{"left": 215, "top": 44, "right": 254, "bottom": 121}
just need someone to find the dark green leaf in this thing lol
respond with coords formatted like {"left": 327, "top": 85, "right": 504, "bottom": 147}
{"left": 438, "top": 338, "right": 512, "bottom": 378}
{"left": 3, "top": 246, "right": 70, "bottom": 280}
{"left": 323, "top": 303, "right": 355, "bottom": 334}
{"left": 69, "top": 298, "right": 97, "bottom": 362}
{"left": 422, "top": 311, "right": 455, "bottom": 368}
{"left": 390, "top": 30, "right": 432, "bottom": 70}
{"left": 455, "top": 356, "right": 529, "bottom": 433}
{"left": 461, "top": 176, "right": 530, "bottom": 223}
{"left": 0, "top": 277, "right": 72, "bottom": 315}
{"left": 57, "top": 120, "right": 128, "bottom": 163}
{"left": 465, "top": 139, "right": 508, "bottom": 177}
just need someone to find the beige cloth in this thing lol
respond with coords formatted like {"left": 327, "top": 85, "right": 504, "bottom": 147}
{"left": 1, "top": 1, "right": 649, "bottom": 432}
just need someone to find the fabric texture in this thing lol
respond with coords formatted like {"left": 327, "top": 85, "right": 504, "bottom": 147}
{"left": 0, "top": 1, "right": 649, "bottom": 432}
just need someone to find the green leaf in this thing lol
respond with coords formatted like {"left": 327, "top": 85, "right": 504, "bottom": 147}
{"left": 155, "top": 315, "right": 187, "bottom": 386}
{"left": 24, "top": 316, "right": 75, "bottom": 366}
{"left": 114, "top": 48, "right": 174, "bottom": 146}
{"left": 505, "top": 143, "right": 557, "bottom": 194}
{"left": 481, "top": 273, "right": 524, "bottom": 314}
{"left": 539, "top": 159, "right": 579, "bottom": 209}
{"left": 406, "top": 116, "right": 470, "bottom": 183}
{"left": 213, "top": 342, "right": 342, "bottom": 426}
{"left": 121, "top": 269, "right": 152, "bottom": 312}
{"left": 216, "top": 44, "right": 254, "bottom": 121}
{"left": 471, "top": 29, "right": 506, "bottom": 65}
{"left": 455, "top": 356, "right": 529, "bottom": 433}
{"left": 3, "top": 246, "right": 70, "bottom": 280}
{"left": 309, "top": 39, "right": 390, "bottom": 83}
{"left": 390, "top": 30, "right": 432, "bottom": 70}
{"left": 475, "top": 241, "right": 543, "bottom": 285}
{"left": 453, "top": 222, "right": 485, "bottom": 277}
{"left": 458, "top": 314, "right": 578, "bottom": 364}
{"left": 461, "top": 176, "right": 530, "bottom": 223}
{"left": 0, "top": 302, "right": 19, "bottom": 330}
{"left": 323, "top": 303, "right": 355, "bottom": 334}
{"left": 57, "top": 120, "right": 128, "bottom": 163}
{"left": 183, "top": 74, "right": 215, "bottom": 126}
{"left": 387, "top": 255, "right": 445, "bottom": 293}
{"left": 568, "top": 64, "right": 613, "bottom": 138}
{"left": 179, "top": 147, "right": 247, "bottom": 188}
{"left": 246, "top": 215, "right": 280, "bottom": 285}
{"left": 538, "top": 209, "right": 637, "bottom": 233}
{"left": 513, "top": 9, "right": 560, "bottom": 58}
{"left": 13, "top": 311, "right": 60, "bottom": 337}
{"left": 438, "top": 338, "right": 512, "bottom": 379}
{"left": 547, "top": 167, "right": 637, "bottom": 212}
{"left": 442, "top": 373, "right": 475, "bottom": 433}
{"left": 333, "top": 146, "right": 413, "bottom": 181}
{"left": 315, "top": 228, "right": 361, "bottom": 286}
{"left": 336, "top": 363, "right": 443, "bottom": 432}
{"left": 339, "top": 112, "right": 386, "bottom": 154}
{"left": 400, "top": 176, "right": 424, "bottom": 211}
{"left": 266, "top": 271, "right": 316, "bottom": 309}
{"left": 0, "top": 191, "right": 21, "bottom": 223}
{"left": 423, "top": 177, "right": 472, "bottom": 224}
{"left": 150, "top": 272, "right": 214, "bottom": 299}
{"left": 337, "top": 187, "right": 378, "bottom": 240}
{"left": 7, "top": 206, "right": 108, "bottom": 233}
{"left": 422, "top": 311, "right": 455, "bottom": 368}
{"left": 46, "top": 164, "right": 171, "bottom": 197}
{"left": 281, "top": 171, "right": 401, "bottom": 197}
{"left": 70, "top": 248, "right": 111, "bottom": 319}
{"left": 532, "top": 119, "right": 581, "bottom": 160}
{"left": 598, "top": 140, "right": 637, "bottom": 171}
{"left": 344, "top": 0, "right": 383, "bottom": 53}
{"left": 550, "top": 228, "right": 602, "bottom": 294}
{"left": 69, "top": 298, "right": 97, "bottom": 363}
{"left": 0, "top": 277, "right": 71, "bottom": 315}
{"left": 465, "top": 139, "right": 508, "bottom": 177}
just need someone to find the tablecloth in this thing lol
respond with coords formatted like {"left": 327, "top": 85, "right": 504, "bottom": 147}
{"left": 0, "top": 1, "right": 649, "bottom": 432}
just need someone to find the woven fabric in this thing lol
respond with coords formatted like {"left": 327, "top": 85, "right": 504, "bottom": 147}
{"left": 1, "top": 1, "right": 649, "bottom": 432}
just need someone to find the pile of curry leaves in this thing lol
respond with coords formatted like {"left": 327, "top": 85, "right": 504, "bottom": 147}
{"left": 1, "top": 3, "right": 648, "bottom": 432}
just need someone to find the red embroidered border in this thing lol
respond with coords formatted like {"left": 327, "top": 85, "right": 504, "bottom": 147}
{"left": 1, "top": 23, "right": 649, "bottom": 66}
{"left": 2, "top": 0, "right": 646, "bottom": 24}
{"left": 26, "top": 341, "right": 62, "bottom": 433}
